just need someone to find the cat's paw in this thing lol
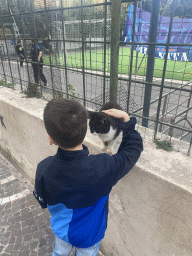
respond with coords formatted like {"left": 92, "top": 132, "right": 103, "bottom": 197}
{"left": 102, "top": 146, "right": 112, "bottom": 155}
{"left": 101, "top": 144, "right": 107, "bottom": 151}
{"left": 106, "top": 147, "right": 113, "bottom": 155}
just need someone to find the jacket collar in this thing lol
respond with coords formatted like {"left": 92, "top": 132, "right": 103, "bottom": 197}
{"left": 56, "top": 144, "right": 89, "bottom": 160}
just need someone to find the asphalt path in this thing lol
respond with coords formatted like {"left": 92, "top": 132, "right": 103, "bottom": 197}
{"left": 0, "top": 59, "right": 191, "bottom": 145}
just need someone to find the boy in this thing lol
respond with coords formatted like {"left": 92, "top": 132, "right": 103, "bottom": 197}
{"left": 33, "top": 98, "right": 143, "bottom": 256}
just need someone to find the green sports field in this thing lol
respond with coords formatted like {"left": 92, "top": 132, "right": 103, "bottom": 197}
{"left": 44, "top": 47, "right": 192, "bottom": 81}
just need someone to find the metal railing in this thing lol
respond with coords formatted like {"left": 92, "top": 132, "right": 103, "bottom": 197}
{"left": 0, "top": 0, "right": 192, "bottom": 155}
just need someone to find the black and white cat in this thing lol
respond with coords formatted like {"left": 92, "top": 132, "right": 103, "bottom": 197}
{"left": 88, "top": 102, "right": 124, "bottom": 153}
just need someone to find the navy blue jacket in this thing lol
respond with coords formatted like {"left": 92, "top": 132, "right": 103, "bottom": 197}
{"left": 31, "top": 44, "right": 43, "bottom": 64}
{"left": 33, "top": 117, "right": 143, "bottom": 248}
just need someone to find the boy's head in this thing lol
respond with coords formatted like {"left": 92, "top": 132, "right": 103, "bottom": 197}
{"left": 17, "top": 40, "right": 21, "bottom": 44}
{"left": 44, "top": 98, "right": 88, "bottom": 149}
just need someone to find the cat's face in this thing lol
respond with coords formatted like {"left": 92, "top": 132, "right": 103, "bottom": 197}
{"left": 88, "top": 112, "right": 111, "bottom": 134}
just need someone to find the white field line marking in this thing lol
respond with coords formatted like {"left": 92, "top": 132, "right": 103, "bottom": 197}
{"left": 0, "top": 175, "right": 16, "bottom": 185}
{"left": 177, "top": 65, "right": 192, "bottom": 73}
{"left": 0, "top": 189, "right": 30, "bottom": 205}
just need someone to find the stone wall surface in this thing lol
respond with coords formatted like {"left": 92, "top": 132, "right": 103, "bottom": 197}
{"left": 0, "top": 86, "right": 192, "bottom": 256}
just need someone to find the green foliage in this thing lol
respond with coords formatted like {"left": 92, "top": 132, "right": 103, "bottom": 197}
{"left": 1, "top": 0, "right": 50, "bottom": 39}
{"left": 56, "top": 90, "right": 63, "bottom": 98}
{"left": 142, "top": 0, "right": 192, "bottom": 18}
{"left": 57, "top": 0, "right": 104, "bottom": 21}
{"left": 0, "top": 78, "right": 15, "bottom": 89}
{"left": 0, "top": 79, "right": 6, "bottom": 86}
{"left": 68, "top": 84, "right": 78, "bottom": 100}
{"left": 120, "top": 2, "right": 131, "bottom": 37}
{"left": 154, "top": 139, "right": 174, "bottom": 152}
{"left": 55, "top": 84, "right": 77, "bottom": 100}
{"left": 24, "top": 83, "right": 42, "bottom": 98}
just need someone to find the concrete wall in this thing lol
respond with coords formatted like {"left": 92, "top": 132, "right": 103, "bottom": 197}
{"left": 0, "top": 86, "right": 192, "bottom": 256}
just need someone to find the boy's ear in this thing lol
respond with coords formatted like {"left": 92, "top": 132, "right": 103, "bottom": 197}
{"left": 87, "top": 110, "right": 95, "bottom": 119}
{"left": 47, "top": 134, "right": 55, "bottom": 146}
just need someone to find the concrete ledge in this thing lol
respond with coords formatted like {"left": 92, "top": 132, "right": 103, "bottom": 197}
{"left": 0, "top": 86, "right": 192, "bottom": 255}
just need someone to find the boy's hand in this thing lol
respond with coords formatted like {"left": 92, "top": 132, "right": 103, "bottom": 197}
{"left": 102, "top": 109, "right": 130, "bottom": 122}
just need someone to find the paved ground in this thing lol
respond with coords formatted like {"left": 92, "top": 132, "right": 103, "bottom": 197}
{"left": 0, "top": 153, "right": 55, "bottom": 256}
{"left": 0, "top": 152, "right": 104, "bottom": 256}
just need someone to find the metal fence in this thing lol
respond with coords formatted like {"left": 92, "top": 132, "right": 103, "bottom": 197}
{"left": 0, "top": 0, "right": 192, "bottom": 155}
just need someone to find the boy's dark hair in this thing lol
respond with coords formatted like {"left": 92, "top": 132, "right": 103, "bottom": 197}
{"left": 44, "top": 98, "right": 88, "bottom": 149}
{"left": 17, "top": 40, "right": 21, "bottom": 44}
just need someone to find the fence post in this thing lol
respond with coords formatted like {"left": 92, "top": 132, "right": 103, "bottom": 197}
{"left": 153, "top": 0, "right": 176, "bottom": 140}
{"left": 168, "top": 117, "right": 175, "bottom": 137}
{"left": 110, "top": 0, "right": 121, "bottom": 102}
{"left": 81, "top": 0, "right": 86, "bottom": 107}
{"left": 142, "top": 0, "right": 160, "bottom": 127}
{"left": 159, "top": 95, "right": 168, "bottom": 133}
{"left": 103, "top": 0, "right": 108, "bottom": 105}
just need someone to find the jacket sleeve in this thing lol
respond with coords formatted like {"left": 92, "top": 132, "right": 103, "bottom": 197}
{"left": 33, "top": 165, "right": 47, "bottom": 209}
{"left": 101, "top": 117, "right": 143, "bottom": 189}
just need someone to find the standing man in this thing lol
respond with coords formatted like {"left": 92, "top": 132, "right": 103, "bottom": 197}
{"left": 30, "top": 38, "right": 47, "bottom": 87}
{"left": 15, "top": 40, "right": 25, "bottom": 67}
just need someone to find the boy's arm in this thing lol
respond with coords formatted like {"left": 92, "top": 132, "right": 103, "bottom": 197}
{"left": 101, "top": 109, "right": 143, "bottom": 187}
{"left": 33, "top": 166, "right": 47, "bottom": 209}
{"left": 102, "top": 108, "right": 130, "bottom": 122}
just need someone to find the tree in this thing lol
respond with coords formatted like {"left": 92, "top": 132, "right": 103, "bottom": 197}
{"left": 120, "top": 2, "right": 131, "bottom": 42}
{"left": 142, "top": 0, "right": 192, "bottom": 18}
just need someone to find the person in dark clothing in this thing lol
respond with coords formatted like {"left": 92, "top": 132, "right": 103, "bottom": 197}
{"left": 33, "top": 98, "right": 143, "bottom": 256}
{"left": 15, "top": 40, "right": 25, "bottom": 67}
{"left": 30, "top": 39, "right": 47, "bottom": 86}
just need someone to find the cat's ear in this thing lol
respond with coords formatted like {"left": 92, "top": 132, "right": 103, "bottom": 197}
{"left": 87, "top": 110, "right": 94, "bottom": 119}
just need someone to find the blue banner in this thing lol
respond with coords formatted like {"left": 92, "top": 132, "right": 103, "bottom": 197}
{"left": 124, "top": 4, "right": 192, "bottom": 62}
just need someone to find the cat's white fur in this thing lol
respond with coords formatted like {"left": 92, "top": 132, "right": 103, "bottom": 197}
{"left": 98, "top": 126, "right": 119, "bottom": 153}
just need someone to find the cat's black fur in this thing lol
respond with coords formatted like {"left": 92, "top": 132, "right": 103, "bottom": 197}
{"left": 88, "top": 102, "right": 123, "bottom": 149}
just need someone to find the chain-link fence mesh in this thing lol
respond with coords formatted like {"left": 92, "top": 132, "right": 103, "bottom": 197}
{"left": 0, "top": 0, "right": 192, "bottom": 154}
